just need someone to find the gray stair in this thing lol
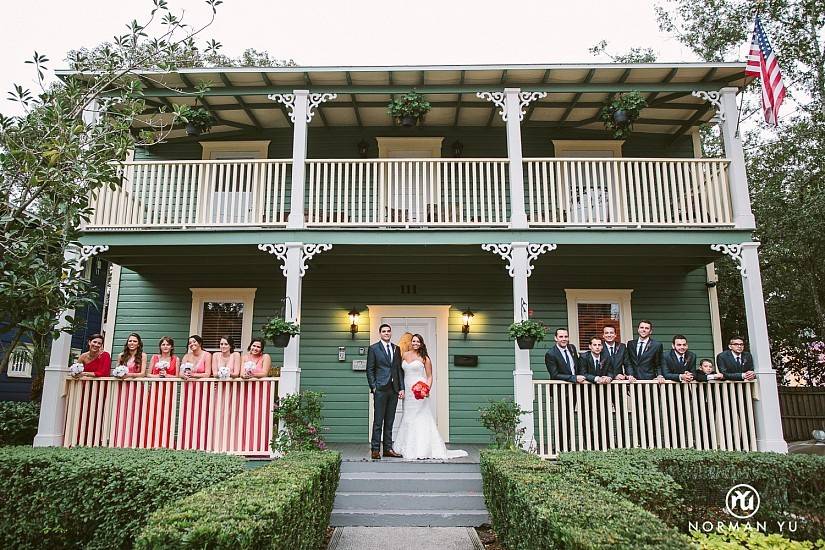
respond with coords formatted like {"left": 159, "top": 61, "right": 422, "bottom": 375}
{"left": 331, "top": 460, "right": 489, "bottom": 527}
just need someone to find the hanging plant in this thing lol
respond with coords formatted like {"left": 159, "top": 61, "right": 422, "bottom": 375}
{"left": 175, "top": 104, "right": 216, "bottom": 136}
{"left": 387, "top": 91, "right": 432, "bottom": 127}
{"left": 262, "top": 317, "right": 301, "bottom": 348}
{"left": 599, "top": 91, "right": 647, "bottom": 139}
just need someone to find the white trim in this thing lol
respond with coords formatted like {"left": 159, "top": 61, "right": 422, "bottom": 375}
{"left": 103, "top": 264, "right": 121, "bottom": 354}
{"left": 551, "top": 139, "right": 624, "bottom": 157}
{"left": 367, "top": 304, "right": 451, "bottom": 441}
{"left": 376, "top": 137, "right": 444, "bottom": 158}
{"left": 706, "top": 263, "right": 723, "bottom": 356}
{"left": 564, "top": 289, "right": 633, "bottom": 349}
{"left": 199, "top": 140, "right": 270, "bottom": 160}
{"left": 189, "top": 288, "right": 257, "bottom": 350}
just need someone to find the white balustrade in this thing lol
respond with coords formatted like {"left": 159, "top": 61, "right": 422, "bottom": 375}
{"left": 86, "top": 159, "right": 291, "bottom": 229}
{"left": 63, "top": 377, "right": 279, "bottom": 457}
{"left": 305, "top": 159, "right": 510, "bottom": 227}
{"left": 525, "top": 158, "right": 733, "bottom": 227}
{"left": 533, "top": 380, "right": 757, "bottom": 459}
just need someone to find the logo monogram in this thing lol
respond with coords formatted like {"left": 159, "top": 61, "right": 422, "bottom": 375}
{"left": 725, "top": 484, "right": 760, "bottom": 519}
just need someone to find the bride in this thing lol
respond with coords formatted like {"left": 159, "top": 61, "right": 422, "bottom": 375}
{"left": 393, "top": 334, "right": 467, "bottom": 460}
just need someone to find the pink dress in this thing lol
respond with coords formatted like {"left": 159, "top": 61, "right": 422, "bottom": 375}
{"left": 150, "top": 355, "right": 178, "bottom": 376}
{"left": 242, "top": 355, "right": 265, "bottom": 376}
{"left": 124, "top": 355, "right": 143, "bottom": 374}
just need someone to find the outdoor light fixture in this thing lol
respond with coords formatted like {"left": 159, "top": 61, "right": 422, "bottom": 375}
{"left": 461, "top": 309, "right": 474, "bottom": 338}
{"left": 452, "top": 140, "right": 464, "bottom": 158}
{"left": 357, "top": 139, "right": 369, "bottom": 158}
{"left": 349, "top": 309, "right": 360, "bottom": 339}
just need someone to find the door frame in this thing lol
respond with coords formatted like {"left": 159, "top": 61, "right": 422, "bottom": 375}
{"left": 367, "top": 304, "right": 451, "bottom": 441}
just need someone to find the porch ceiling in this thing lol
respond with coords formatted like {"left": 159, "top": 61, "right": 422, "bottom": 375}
{"left": 58, "top": 62, "right": 752, "bottom": 139}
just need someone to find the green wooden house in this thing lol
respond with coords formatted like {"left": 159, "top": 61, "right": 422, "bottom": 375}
{"left": 34, "top": 63, "right": 787, "bottom": 455}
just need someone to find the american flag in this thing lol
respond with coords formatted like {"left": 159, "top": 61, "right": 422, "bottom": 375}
{"left": 745, "top": 15, "right": 786, "bottom": 126}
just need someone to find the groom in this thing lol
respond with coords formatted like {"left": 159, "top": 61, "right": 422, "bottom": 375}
{"left": 366, "top": 323, "right": 404, "bottom": 459}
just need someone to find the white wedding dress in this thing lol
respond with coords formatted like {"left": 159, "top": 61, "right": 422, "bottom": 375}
{"left": 393, "top": 359, "right": 468, "bottom": 460}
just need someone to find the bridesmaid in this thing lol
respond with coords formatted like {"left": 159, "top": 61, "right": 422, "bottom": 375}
{"left": 149, "top": 336, "right": 178, "bottom": 377}
{"left": 118, "top": 333, "right": 147, "bottom": 378}
{"left": 77, "top": 333, "right": 111, "bottom": 377}
{"left": 181, "top": 335, "right": 212, "bottom": 379}
{"left": 240, "top": 338, "right": 272, "bottom": 379}
{"left": 211, "top": 335, "right": 240, "bottom": 378}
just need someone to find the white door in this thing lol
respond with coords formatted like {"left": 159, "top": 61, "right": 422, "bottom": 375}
{"left": 558, "top": 148, "right": 615, "bottom": 223}
{"left": 208, "top": 150, "right": 259, "bottom": 224}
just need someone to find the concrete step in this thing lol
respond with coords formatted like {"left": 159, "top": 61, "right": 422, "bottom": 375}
{"left": 337, "top": 472, "right": 482, "bottom": 493}
{"left": 340, "top": 460, "right": 480, "bottom": 473}
{"left": 334, "top": 491, "right": 485, "bottom": 510}
{"left": 330, "top": 509, "right": 490, "bottom": 527}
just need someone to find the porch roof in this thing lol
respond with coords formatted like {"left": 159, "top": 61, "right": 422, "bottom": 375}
{"left": 58, "top": 62, "right": 752, "bottom": 138}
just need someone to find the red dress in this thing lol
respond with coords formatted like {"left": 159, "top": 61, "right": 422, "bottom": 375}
{"left": 82, "top": 352, "right": 111, "bottom": 377}
{"left": 150, "top": 355, "right": 178, "bottom": 376}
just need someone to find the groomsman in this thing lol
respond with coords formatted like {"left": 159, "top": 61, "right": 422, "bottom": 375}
{"left": 625, "top": 320, "right": 664, "bottom": 381}
{"left": 661, "top": 335, "right": 696, "bottom": 382}
{"left": 716, "top": 336, "right": 756, "bottom": 381}
{"left": 545, "top": 328, "right": 585, "bottom": 383}
{"left": 602, "top": 325, "right": 631, "bottom": 380}
{"left": 579, "top": 336, "right": 613, "bottom": 384}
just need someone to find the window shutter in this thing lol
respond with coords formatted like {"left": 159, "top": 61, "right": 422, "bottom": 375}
{"left": 201, "top": 301, "right": 245, "bottom": 351}
{"left": 576, "top": 303, "right": 622, "bottom": 350}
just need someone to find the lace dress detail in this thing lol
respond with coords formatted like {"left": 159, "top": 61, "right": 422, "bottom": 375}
{"left": 393, "top": 359, "right": 467, "bottom": 460}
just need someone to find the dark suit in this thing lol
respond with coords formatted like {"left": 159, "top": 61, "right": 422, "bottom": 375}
{"left": 625, "top": 338, "right": 663, "bottom": 380}
{"left": 602, "top": 341, "right": 627, "bottom": 377}
{"left": 544, "top": 344, "right": 581, "bottom": 382}
{"left": 579, "top": 351, "right": 611, "bottom": 383}
{"left": 716, "top": 350, "right": 754, "bottom": 381}
{"left": 661, "top": 350, "right": 697, "bottom": 382}
{"left": 366, "top": 341, "right": 404, "bottom": 452}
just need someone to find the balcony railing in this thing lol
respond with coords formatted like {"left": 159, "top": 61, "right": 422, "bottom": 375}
{"left": 83, "top": 157, "right": 733, "bottom": 231}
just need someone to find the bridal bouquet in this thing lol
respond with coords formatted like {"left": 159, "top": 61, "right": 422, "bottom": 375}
{"left": 112, "top": 365, "right": 128, "bottom": 379}
{"left": 243, "top": 361, "right": 256, "bottom": 376}
{"left": 182, "top": 362, "right": 194, "bottom": 376}
{"left": 411, "top": 381, "right": 430, "bottom": 400}
{"left": 69, "top": 362, "right": 84, "bottom": 378}
{"left": 217, "top": 365, "right": 231, "bottom": 380}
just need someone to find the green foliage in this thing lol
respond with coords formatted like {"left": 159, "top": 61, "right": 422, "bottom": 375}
{"left": 136, "top": 451, "right": 341, "bottom": 550}
{"left": 261, "top": 316, "right": 301, "bottom": 339}
{"left": 0, "top": 446, "right": 244, "bottom": 549}
{"left": 693, "top": 525, "right": 825, "bottom": 549}
{"left": 478, "top": 399, "right": 526, "bottom": 450}
{"left": 173, "top": 104, "right": 215, "bottom": 132}
{"left": 589, "top": 40, "right": 657, "bottom": 63}
{"left": 599, "top": 91, "right": 648, "bottom": 139}
{"left": 272, "top": 390, "right": 327, "bottom": 454}
{"left": 480, "top": 450, "right": 694, "bottom": 549}
{"left": 506, "top": 319, "right": 549, "bottom": 341}
{"left": 0, "top": 401, "right": 40, "bottom": 446}
{"left": 387, "top": 91, "right": 432, "bottom": 123}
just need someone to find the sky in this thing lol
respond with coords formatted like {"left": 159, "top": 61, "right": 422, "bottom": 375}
{"left": 0, "top": 0, "right": 719, "bottom": 112}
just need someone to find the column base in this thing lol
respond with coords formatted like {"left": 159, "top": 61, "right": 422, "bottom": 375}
{"left": 756, "top": 438, "right": 789, "bottom": 453}
{"left": 33, "top": 433, "right": 64, "bottom": 447}
{"left": 513, "top": 369, "right": 534, "bottom": 451}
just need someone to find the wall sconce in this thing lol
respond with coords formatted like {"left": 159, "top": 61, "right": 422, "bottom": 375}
{"left": 451, "top": 140, "right": 464, "bottom": 158}
{"left": 461, "top": 309, "right": 474, "bottom": 339}
{"left": 357, "top": 139, "right": 369, "bottom": 158}
{"left": 349, "top": 309, "right": 360, "bottom": 339}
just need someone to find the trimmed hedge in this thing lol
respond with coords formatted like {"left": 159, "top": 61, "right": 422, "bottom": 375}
{"left": 0, "top": 401, "right": 40, "bottom": 446}
{"left": 0, "top": 446, "right": 245, "bottom": 549}
{"left": 481, "top": 450, "right": 694, "bottom": 549}
{"left": 136, "top": 451, "right": 342, "bottom": 549}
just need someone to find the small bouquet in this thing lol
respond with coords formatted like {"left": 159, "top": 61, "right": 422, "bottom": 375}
{"left": 218, "top": 365, "right": 231, "bottom": 380}
{"left": 112, "top": 365, "right": 128, "bottom": 379}
{"left": 69, "top": 362, "right": 84, "bottom": 378}
{"left": 156, "top": 359, "right": 169, "bottom": 377}
{"left": 411, "top": 380, "right": 430, "bottom": 400}
{"left": 243, "top": 361, "right": 256, "bottom": 376}
{"left": 182, "top": 362, "right": 193, "bottom": 377}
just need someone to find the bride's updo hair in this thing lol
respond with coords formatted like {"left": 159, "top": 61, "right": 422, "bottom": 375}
{"left": 397, "top": 332, "right": 413, "bottom": 353}
{"left": 411, "top": 334, "right": 430, "bottom": 361}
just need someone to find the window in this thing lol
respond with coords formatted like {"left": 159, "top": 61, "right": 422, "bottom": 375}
{"left": 565, "top": 289, "right": 633, "bottom": 350}
{"left": 189, "top": 288, "right": 256, "bottom": 352}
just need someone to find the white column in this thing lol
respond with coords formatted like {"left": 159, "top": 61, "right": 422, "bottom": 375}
{"left": 740, "top": 241, "right": 787, "bottom": 453}
{"left": 706, "top": 263, "right": 723, "bottom": 356}
{"left": 510, "top": 243, "right": 534, "bottom": 447}
{"left": 288, "top": 90, "right": 309, "bottom": 229}
{"left": 504, "top": 88, "right": 528, "bottom": 229}
{"left": 103, "top": 263, "right": 122, "bottom": 354}
{"left": 719, "top": 87, "right": 756, "bottom": 229}
{"left": 280, "top": 242, "right": 304, "bottom": 397}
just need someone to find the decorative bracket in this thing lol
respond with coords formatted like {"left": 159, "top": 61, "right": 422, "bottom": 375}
{"left": 75, "top": 245, "right": 109, "bottom": 272}
{"left": 476, "top": 92, "right": 506, "bottom": 120}
{"left": 267, "top": 93, "right": 337, "bottom": 123}
{"left": 258, "top": 243, "right": 333, "bottom": 278}
{"left": 482, "top": 243, "right": 557, "bottom": 278}
{"left": 518, "top": 91, "right": 547, "bottom": 121}
{"left": 476, "top": 91, "right": 547, "bottom": 121}
{"left": 268, "top": 93, "right": 295, "bottom": 122}
{"left": 711, "top": 243, "right": 747, "bottom": 278}
{"left": 691, "top": 90, "right": 725, "bottom": 124}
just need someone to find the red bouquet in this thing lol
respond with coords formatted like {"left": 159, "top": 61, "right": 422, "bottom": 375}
{"left": 411, "top": 381, "right": 430, "bottom": 400}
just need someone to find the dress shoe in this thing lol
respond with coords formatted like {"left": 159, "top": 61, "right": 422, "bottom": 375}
{"left": 371, "top": 451, "right": 381, "bottom": 460}
{"left": 383, "top": 449, "right": 403, "bottom": 458}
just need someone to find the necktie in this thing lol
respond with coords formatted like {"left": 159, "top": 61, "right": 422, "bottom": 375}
{"left": 386, "top": 344, "right": 392, "bottom": 360}
{"left": 595, "top": 358, "right": 600, "bottom": 372}
{"left": 637, "top": 341, "right": 644, "bottom": 356}
{"left": 564, "top": 349, "right": 573, "bottom": 373}
{"left": 679, "top": 355, "right": 685, "bottom": 366}
{"left": 608, "top": 345, "right": 614, "bottom": 356}
{"left": 736, "top": 355, "right": 743, "bottom": 367}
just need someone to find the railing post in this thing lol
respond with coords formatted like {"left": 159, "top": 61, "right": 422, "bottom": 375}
{"left": 504, "top": 89, "right": 528, "bottom": 229}
{"left": 719, "top": 87, "right": 756, "bottom": 229}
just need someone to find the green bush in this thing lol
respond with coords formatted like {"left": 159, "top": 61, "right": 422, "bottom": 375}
{"left": 478, "top": 398, "right": 527, "bottom": 450}
{"left": 481, "top": 450, "right": 693, "bottom": 549}
{"left": 136, "top": 451, "right": 341, "bottom": 549}
{"left": 0, "top": 446, "right": 245, "bottom": 549}
{"left": 0, "top": 401, "right": 40, "bottom": 446}
{"left": 271, "top": 390, "right": 327, "bottom": 454}
{"left": 692, "top": 525, "right": 825, "bottom": 549}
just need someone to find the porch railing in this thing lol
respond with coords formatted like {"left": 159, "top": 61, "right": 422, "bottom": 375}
{"left": 525, "top": 158, "right": 733, "bottom": 227}
{"left": 63, "top": 377, "right": 278, "bottom": 457}
{"left": 533, "top": 379, "right": 756, "bottom": 459}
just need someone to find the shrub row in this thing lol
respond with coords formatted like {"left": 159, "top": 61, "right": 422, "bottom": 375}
{"left": 0, "top": 446, "right": 245, "bottom": 549}
{"left": 0, "top": 401, "right": 40, "bottom": 446}
{"left": 136, "top": 451, "right": 342, "bottom": 549}
{"left": 481, "top": 450, "right": 693, "bottom": 549}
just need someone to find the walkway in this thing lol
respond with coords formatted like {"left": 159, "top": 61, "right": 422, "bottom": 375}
{"left": 327, "top": 527, "right": 484, "bottom": 550}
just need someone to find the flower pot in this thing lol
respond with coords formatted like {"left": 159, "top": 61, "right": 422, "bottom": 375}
{"left": 185, "top": 122, "right": 201, "bottom": 136}
{"left": 271, "top": 333, "right": 292, "bottom": 348}
{"left": 612, "top": 109, "right": 629, "bottom": 126}
{"left": 400, "top": 115, "right": 417, "bottom": 127}
{"left": 516, "top": 336, "right": 536, "bottom": 350}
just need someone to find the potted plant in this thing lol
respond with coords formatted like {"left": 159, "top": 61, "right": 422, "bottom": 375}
{"left": 387, "top": 91, "right": 432, "bottom": 127}
{"left": 175, "top": 104, "right": 215, "bottom": 136}
{"left": 599, "top": 91, "right": 647, "bottom": 139}
{"left": 507, "top": 318, "right": 549, "bottom": 350}
{"left": 262, "top": 317, "right": 300, "bottom": 348}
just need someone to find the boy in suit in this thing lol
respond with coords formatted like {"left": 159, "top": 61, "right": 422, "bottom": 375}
{"left": 695, "top": 358, "right": 725, "bottom": 381}
{"left": 544, "top": 328, "right": 586, "bottom": 383}
{"left": 661, "top": 335, "right": 697, "bottom": 382}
